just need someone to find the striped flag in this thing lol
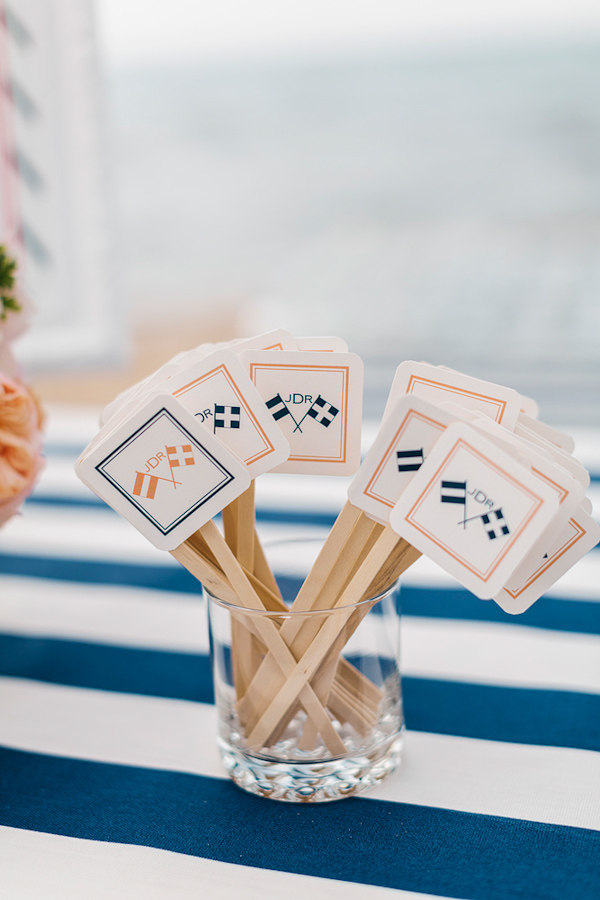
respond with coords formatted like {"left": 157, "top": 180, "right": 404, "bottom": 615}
{"left": 397, "top": 448, "right": 424, "bottom": 473}
{"left": 132, "top": 472, "right": 159, "bottom": 500}
{"left": 265, "top": 394, "right": 292, "bottom": 422}
{"left": 440, "top": 480, "right": 467, "bottom": 505}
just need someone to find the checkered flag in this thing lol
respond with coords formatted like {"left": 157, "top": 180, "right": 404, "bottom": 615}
{"left": 132, "top": 472, "right": 159, "bottom": 500}
{"left": 397, "top": 448, "right": 424, "bottom": 473}
{"left": 265, "top": 393, "right": 292, "bottom": 422}
{"left": 440, "top": 480, "right": 467, "bottom": 505}
{"left": 306, "top": 395, "right": 339, "bottom": 428}
{"left": 481, "top": 508, "right": 510, "bottom": 540}
{"left": 166, "top": 444, "right": 195, "bottom": 469}
{"left": 214, "top": 405, "right": 241, "bottom": 429}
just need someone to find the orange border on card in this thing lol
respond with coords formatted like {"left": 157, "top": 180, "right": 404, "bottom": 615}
{"left": 503, "top": 517, "right": 586, "bottom": 598}
{"left": 532, "top": 467, "right": 568, "bottom": 504}
{"left": 249, "top": 362, "right": 350, "bottom": 463}
{"left": 364, "top": 409, "right": 446, "bottom": 509}
{"left": 404, "top": 438, "right": 545, "bottom": 582}
{"left": 406, "top": 375, "right": 508, "bottom": 423}
{"left": 172, "top": 364, "right": 275, "bottom": 465}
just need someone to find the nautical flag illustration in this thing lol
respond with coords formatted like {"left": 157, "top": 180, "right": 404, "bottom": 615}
{"left": 481, "top": 508, "right": 510, "bottom": 540}
{"left": 214, "top": 405, "right": 241, "bottom": 429}
{"left": 306, "top": 395, "right": 339, "bottom": 428}
{"left": 132, "top": 472, "right": 160, "bottom": 500}
{"left": 397, "top": 448, "right": 424, "bottom": 473}
{"left": 440, "top": 480, "right": 467, "bottom": 505}
{"left": 266, "top": 394, "right": 292, "bottom": 421}
{"left": 166, "top": 444, "right": 195, "bottom": 469}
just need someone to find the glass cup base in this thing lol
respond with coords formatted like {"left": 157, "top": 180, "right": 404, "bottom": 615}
{"left": 218, "top": 731, "right": 403, "bottom": 803}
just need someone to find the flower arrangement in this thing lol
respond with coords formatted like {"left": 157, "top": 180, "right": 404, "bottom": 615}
{"left": 0, "top": 246, "right": 44, "bottom": 527}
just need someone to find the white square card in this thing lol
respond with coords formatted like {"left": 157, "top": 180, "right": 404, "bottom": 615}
{"left": 77, "top": 394, "right": 251, "bottom": 551}
{"left": 164, "top": 350, "right": 290, "bottom": 477}
{"left": 385, "top": 361, "right": 522, "bottom": 431}
{"left": 390, "top": 423, "right": 561, "bottom": 599}
{"left": 348, "top": 396, "right": 457, "bottom": 524}
{"left": 241, "top": 350, "right": 363, "bottom": 475}
{"left": 494, "top": 507, "right": 600, "bottom": 614}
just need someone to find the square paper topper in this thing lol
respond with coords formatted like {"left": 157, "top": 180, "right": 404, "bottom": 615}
{"left": 242, "top": 350, "right": 363, "bottom": 475}
{"left": 77, "top": 394, "right": 250, "bottom": 550}
{"left": 390, "top": 423, "right": 560, "bottom": 599}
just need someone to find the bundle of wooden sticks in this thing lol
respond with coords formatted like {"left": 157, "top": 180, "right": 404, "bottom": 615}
{"left": 173, "top": 487, "right": 420, "bottom": 755}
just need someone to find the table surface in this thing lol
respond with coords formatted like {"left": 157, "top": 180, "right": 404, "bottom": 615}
{"left": 0, "top": 407, "right": 599, "bottom": 900}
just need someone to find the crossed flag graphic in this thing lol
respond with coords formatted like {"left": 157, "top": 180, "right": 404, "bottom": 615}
{"left": 440, "top": 480, "right": 510, "bottom": 540}
{"left": 266, "top": 394, "right": 339, "bottom": 433}
{"left": 132, "top": 444, "right": 195, "bottom": 500}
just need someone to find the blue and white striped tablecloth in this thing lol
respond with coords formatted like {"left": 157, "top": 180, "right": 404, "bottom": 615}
{"left": 0, "top": 405, "right": 599, "bottom": 899}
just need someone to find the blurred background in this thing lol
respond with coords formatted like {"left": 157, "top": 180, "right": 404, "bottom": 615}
{"left": 2, "top": 0, "right": 600, "bottom": 423}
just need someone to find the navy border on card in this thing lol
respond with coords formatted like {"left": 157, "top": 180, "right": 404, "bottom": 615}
{"left": 95, "top": 408, "right": 235, "bottom": 535}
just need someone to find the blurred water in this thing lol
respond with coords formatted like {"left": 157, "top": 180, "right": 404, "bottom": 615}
{"left": 108, "top": 39, "right": 600, "bottom": 422}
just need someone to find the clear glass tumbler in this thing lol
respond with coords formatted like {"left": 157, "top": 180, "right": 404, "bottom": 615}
{"left": 205, "top": 538, "right": 404, "bottom": 802}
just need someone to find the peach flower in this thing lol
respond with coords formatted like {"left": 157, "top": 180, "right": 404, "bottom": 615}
{"left": 0, "top": 374, "right": 44, "bottom": 527}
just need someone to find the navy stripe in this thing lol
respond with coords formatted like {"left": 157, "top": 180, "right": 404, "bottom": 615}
{"left": 405, "top": 678, "right": 600, "bottom": 752}
{"left": 0, "top": 634, "right": 213, "bottom": 703}
{"left": 0, "top": 556, "right": 598, "bottom": 634}
{"left": 0, "top": 746, "right": 598, "bottom": 900}
{"left": 1, "top": 633, "right": 598, "bottom": 751}
{"left": 400, "top": 584, "right": 600, "bottom": 635}
{"left": 0, "top": 553, "right": 202, "bottom": 593}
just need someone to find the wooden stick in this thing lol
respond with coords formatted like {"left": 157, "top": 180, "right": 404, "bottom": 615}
{"left": 179, "top": 521, "right": 385, "bottom": 735}
{"left": 224, "top": 484, "right": 262, "bottom": 696}
{"left": 288, "top": 501, "right": 369, "bottom": 613}
{"left": 245, "top": 529, "right": 414, "bottom": 750}
{"left": 171, "top": 539, "right": 236, "bottom": 603}
{"left": 174, "top": 506, "right": 386, "bottom": 739}
{"left": 236, "top": 504, "right": 377, "bottom": 726}
{"left": 298, "top": 539, "right": 422, "bottom": 748}
{"left": 198, "top": 519, "right": 347, "bottom": 756}
{"left": 235, "top": 481, "right": 256, "bottom": 572}
{"left": 253, "top": 530, "right": 283, "bottom": 601}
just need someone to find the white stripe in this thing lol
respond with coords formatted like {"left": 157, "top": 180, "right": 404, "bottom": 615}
{"left": 0, "top": 505, "right": 169, "bottom": 563}
{"left": 34, "top": 455, "right": 353, "bottom": 515}
{"left": 1, "top": 678, "right": 598, "bottom": 829}
{"left": 571, "top": 427, "right": 600, "bottom": 473}
{"left": 43, "top": 403, "right": 102, "bottom": 448}
{"left": 375, "top": 730, "right": 600, "bottom": 829}
{"left": 4, "top": 499, "right": 600, "bottom": 606}
{"left": 401, "top": 617, "right": 600, "bottom": 695}
{"left": 0, "top": 679, "right": 222, "bottom": 778}
{"left": 571, "top": 482, "right": 600, "bottom": 523}
{"left": 0, "top": 503, "right": 329, "bottom": 564}
{"left": 399, "top": 553, "right": 600, "bottom": 603}
{"left": 0, "top": 827, "right": 429, "bottom": 900}
{"left": 40, "top": 412, "right": 600, "bottom": 479}
{"left": 32, "top": 455, "right": 93, "bottom": 500}
{"left": 544, "top": 550, "right": 600, "bottom": 601}
{"left": 0, "top": 577, "right": 207, "bottom": 652}
{"left": 11, "top": 494, "right": 600, "bottom": 607}
{"left": 3, "top": 576, "right": 599, "bottom": 694}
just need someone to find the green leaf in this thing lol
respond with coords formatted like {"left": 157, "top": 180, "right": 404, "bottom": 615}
{"left": 0, "top": 245, "right": 21, "bottom": 319}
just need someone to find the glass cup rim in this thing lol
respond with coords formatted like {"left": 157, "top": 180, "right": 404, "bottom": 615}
{"left": 204, "top": 578, "right": 398, "bottom": 618}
